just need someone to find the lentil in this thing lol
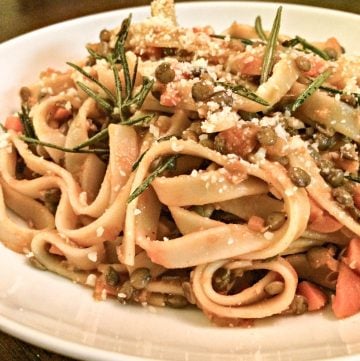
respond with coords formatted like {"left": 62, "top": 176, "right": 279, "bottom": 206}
{"left": 20, "top": 86, "right": 32, "bottom": 102}
{"left": 130, "top": 267, "right": 151, "bottom": 290}
{"left": 191, "top": 81, "right": 214, "bottom": 102}
{"left": 324, "top": 47, "right": 338, "bottom": 60}
{"left": 165, "top": 294, "right": 189, "bottom": 308}
{"left": 256, "top": 127, "right": 278, "bottom": 146}
{"left": 288, "top": 167, "right": 311, "bottom": 187}
{"left": 295, "top": 56, "right": 311, "bottom": 72}
{"left": 326, "top": 168, "right": 344, "bottom": 187}
{"left": 155, "top": 62, "right": 175, "bottom": 84}
{"left": 266, "top": 212, "right": 287, "bottom": 230}
{"left": 331, "top": 187, "right": 354, "bottom": 207}
{"left": 99, "top": 29, "right": 111, "bottom": 42}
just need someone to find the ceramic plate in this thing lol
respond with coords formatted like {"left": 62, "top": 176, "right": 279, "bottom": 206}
{"left": 0, "top": 2, "right": 359, "bottom": 361}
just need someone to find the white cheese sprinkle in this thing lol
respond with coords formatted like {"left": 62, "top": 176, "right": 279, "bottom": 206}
{"left": 88, "top": 251, "right": 98, "bottom": 262}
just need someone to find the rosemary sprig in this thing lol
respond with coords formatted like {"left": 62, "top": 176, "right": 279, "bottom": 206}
{"left": 282, "top": 36, "right": 330, "bottom": 60}
{"left": 255, "top": 16, "right": 267, "bottom": 41}
{"left": 216, "top": 82, "right": 269, "bottom": 106}
{"left": 67, "top": 62, "right": 116, "bottom": 102}
{"left": 291, "top": 69, "right": 332, "bottom": 112}
{"left": 76, "top": 81, "right": 113, "bottom": 113}
{"left": 18, "top": 105, "right": 37, "bottom": 139}
{"left": 345, "top": 174, "right": 360, "bottom": 184}
{"left": 209, "top": 34, "right": 254, "bottom": 46}
{"left": 123, "top": 77, "right": 155, "bottom": 109}
{"left": 319, "top": 85, "right": 360, "bottom": 105}
{"left": 128, "top": 155, "right": 178, "bottom": 203}
{"left": 74, "top": 114, "right": 153, "bottom": 151}
{"left": 132, "top": 135, "right": 175, "bottom": 171}
{"left": 20, "top": 136, "right": 109, "bottom": 154}
{"left": 260, "top": 6, "right": 282, "bottom": 84}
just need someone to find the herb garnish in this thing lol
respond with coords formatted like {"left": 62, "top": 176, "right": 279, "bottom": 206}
{"left": 255, "top": 16, "right": 267, "bottom": 41}
{"left": 319, "top": 85, "right": 360, "bottom": 106}
{"left": 18, "top": 106, "right": 37, "bottom": 139}
{"left": 291, "top": 69, "right": 332, "bottom": 112}
{"left": 282, "top": 36, "right": 330, "bottom": 60}
{"left": 209, "top": 34, "right": 254, "bottom": 46}
{"left": 128, "top": 155, "right": 178, "bottom": 203}
{"left": 260, "top": 6, "right": 282, "bottom": 84}
{"left": 217, "top": 82, "right": 269, "bottom": 106}
{"left": 345, "top": 174, "right": 360, "bottom": 184}
{"left": 20, "top": 136, "right": 109, "bottom": 154}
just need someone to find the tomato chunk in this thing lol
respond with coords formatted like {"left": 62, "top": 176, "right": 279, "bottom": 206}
{"left": 332, "top": 262, "right": 360, "bottom": 318}
{"left": 4, "top": 115, "right": 23, "bottom": 133}
{"left": 297, "top": 281, "right": 327, "bottom": 311}
{"left": 342, "top": 238, "right": 360, "bottom": 275}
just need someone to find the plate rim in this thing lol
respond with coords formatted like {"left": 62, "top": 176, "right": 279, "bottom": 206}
{"left": 0, "top": 2, "right": 359, "bottom": 361}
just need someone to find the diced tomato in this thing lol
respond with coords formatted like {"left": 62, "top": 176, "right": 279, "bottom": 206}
{"left": 232, "top": 54, "right": 263, "bottom": 76}
{"left": 4, "top": 115, "right": 23, "bottom": 133}
{"left": 303, "top": 57, "right": 326, "bottom": 78}
{"left": 49, "top": 244, "right": 64, "bottom": 256}
{"left": 247, "top": 215, "right": 265, "bottom": 232}
{"left": 332, "top": 262, "right": 360, "bottom": 318}
{"left": 342, "top": 238, "right": 360, "bottom": 275}
{"left": 297, "top": 281, "right": 328, "bottom": 311}
{"left": 309, "top": 213, "right": 343, "bottom": 233}
{"left": 53, "top": 107, "right": 72, "bottom": 121}
{"left": 217, "top": 125, "right": 259, "bottom": 158}
{"left": 160, "top": 87, "right": 181, "bottom": 107}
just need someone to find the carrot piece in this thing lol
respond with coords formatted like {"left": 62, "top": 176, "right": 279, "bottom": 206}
{"left": 48, "top": 244, "right": 64, "bottom": 256}
{"left": 342, "top": 238, "right": 360, "bottom": 275}
{"left": 308, "top": 213, "right": 343, "bottom": 233}
{"left": 332, "top": 262, "right": 360, "bottom": 318}
{"left": 4, "top": 115, "right": 23, "bottom": 133}
{"left": 247, "top": 215, "right": 265, "bottom": 232}
{"left": 297, "top": 281, "right": 328, "bottom": 311}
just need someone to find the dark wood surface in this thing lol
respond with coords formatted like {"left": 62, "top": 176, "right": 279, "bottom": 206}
{"left": 0, "top": 1, "right": 359, "bottom": 360}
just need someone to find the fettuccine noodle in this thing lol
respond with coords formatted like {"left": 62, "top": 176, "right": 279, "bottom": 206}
{"left": 1, "top": 0, "right": 360, "bottom": 325}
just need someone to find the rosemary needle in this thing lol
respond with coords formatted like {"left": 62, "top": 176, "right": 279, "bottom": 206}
{"left": 216, "top": 82, "right": 269, "bottom": 106}
{"left": 20, "top": 136, "right": 109, "bottom": 154}
{"left": 128, "top": 155, "right": 178, "bottom": 203}
{"left": 291, "top": 69, "right": 332, "bottom": 112}
{"left": 260, "top": 6, "right": 282, "bottom": 84}
{"left": 209, "top": 34, "right": 254, "bottom": 46}
{"left": 255, "top": 16, "right": 267, "bottom": 41}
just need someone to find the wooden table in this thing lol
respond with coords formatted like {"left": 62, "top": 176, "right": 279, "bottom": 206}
{"left": 0, "top": 1, "right": 359, "bottom": 360}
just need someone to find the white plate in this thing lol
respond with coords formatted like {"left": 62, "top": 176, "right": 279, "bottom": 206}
{"left": 0, "top": 2, "right": 359, "bottom": 361}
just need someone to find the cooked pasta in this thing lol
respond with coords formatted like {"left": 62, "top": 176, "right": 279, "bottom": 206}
{"left": 1, "top": 0, "right": 360, "bottom": 326}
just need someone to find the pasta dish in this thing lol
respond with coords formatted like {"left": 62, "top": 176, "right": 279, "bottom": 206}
{"left": 1, "top": 0, "right": 360, "bottom": 327}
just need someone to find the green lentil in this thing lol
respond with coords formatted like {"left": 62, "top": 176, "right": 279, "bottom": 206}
{"left": 155, "top": 62, "right": 176, "bottom": 84}
{"left": 331, "top": 187, "right": 354, "bottom": 207}
{"left": 191, "top": 81, "right": 214, "bottom": 102}
{"left": 295, "top": 56, "right": 311, "bottom": 72}
{"left": 266, "top": 212, "right": 287, "bottom": 231}
{"left": 165, "top": 294, "right": 189, "bottom": 308}
{"left": 256, "top": 127, "right": 278, "bottom": 146}
{"left": 324, "top": 47, "right": 338, "bottom": 60}
{"left": 99, "top": 29, "right": 111, "bottom": 42}
{"left": 326, "top": 168, "right": 344, "bottom": 187}
{"left": 130, "top": 268, "right": 151, "bottom": 290}
{"left": 288, "top": 167, "right": 311, "bottom": 187}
